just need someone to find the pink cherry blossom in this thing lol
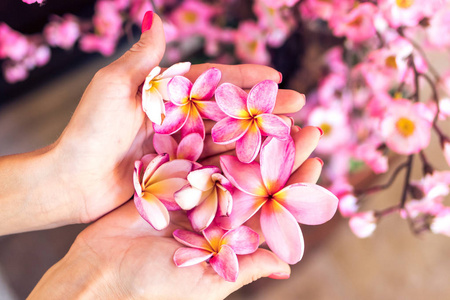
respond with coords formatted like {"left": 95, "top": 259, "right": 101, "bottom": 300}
{"left": 444, "top": 140, "right": 450, "bottom": 167}
{"left": 380, "top": 99, "right": 433, "bottom": 155}
{"left": 169, "top": 0, "right": 218, "bottom": 36}
{"left": 338, "top": 193, "right": 359, "bottom": 218}
{"left": 22, "top": 0, "right": 44, "bottom": 4}
{"left": 354, "top": 142, "right": 388, "bottom": 174}
{"left": 217, "top": 137, "right": 338, "bottom": 264}
{"left": 299, "top": 0, "right": 355, "bottom": 22}
{"left": 79, "top": 34, "right": 116, "bottom": 56}
{"left": 153, "top": 68, "right": 226, "bottom": 139}
{"left": 174, "top": 166, "right": 233, "bottom": 231}
{"left": 44, "top": 14, "right": 80, "bottom": 50}
{"left": 93, "top": 0, "right": 123, "bottom": 40}
{"left": 0, "top": 24, "right": 29, "bottom": 62}
{"left": 379, "top": 0, "right": 443, "bottom": 28}
{"left": 349, "top": 211, "right": 377, "bottom": 238}
{"left": 426, "top": 8, "right": 450, "bottom": 49}
{"left": 133, "top": 154, "right": 195, "bottom": 230}
{"left": 234, "top": 21, "right": 270, "bottom": 65}
{"left": 3, "top": 62, "right": 28, "bottom": 84}
{"left": 211, "top": 80, "right": 290, "bottom": 163}
{"left": 173, "top": 223, "right": 259, "bottom": 282}
{"left": 142, "top": 62, "right": 191, "bottom": 125}
{"left": 153, "top": 133, "right": 203, "bottom": 162}
{"left": 430, "top": 208, "right": 450, "bottom": 237}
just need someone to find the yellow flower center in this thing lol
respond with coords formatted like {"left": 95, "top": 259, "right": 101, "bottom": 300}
{"left": 396, "top": 0, "right": 414, "bottom": 9}
{"left": 184, "top": 11, "right": 197, "bottom": 23}
{"left": 385, "top": 55, "right": 397, "bottom": 69}
{"left": 348, "top": 16, "right": 364, "bottom": 27}
{"left": 396, "top": 117, "right": 415, "bottom": 137}
{"left": 320, "top": 123, "right": 332, "bottom": 136}
{"left": 248, "top": 40, "right": 258, "bottom": 53}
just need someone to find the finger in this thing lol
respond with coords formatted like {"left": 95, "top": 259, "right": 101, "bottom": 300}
{"left": 184, "top": 64, "right": 281, "bottom": 88}
{"left": 200, "top": 135, "right": 235, "bottom": 159}
{"left": 287, "top": 158, "right": 323, "bottom": 186}
{"left": 235, "top": 249, "right": 291, "bottom": 287}
{"left": 104, "top": 12, "right": 166, "bottom": 87}
{"left": 292, "top": 126, "right": 322, "bottom": 172}
{"left": 199, "top": 149, "right": 236, "bottom": 167}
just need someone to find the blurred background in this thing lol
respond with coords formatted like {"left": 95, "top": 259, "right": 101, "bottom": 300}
{"left": 1, "top": 0, "right": 450, "bottom": 299}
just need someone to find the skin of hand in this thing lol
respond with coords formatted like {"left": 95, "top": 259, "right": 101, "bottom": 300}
{"left": 29, "top": 127, "right": 322, "bottom": 300}
{"left": 0, "top": 13, "right": 305, "bottom": 235}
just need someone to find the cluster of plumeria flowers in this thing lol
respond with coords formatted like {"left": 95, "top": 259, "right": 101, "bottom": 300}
{"left": 134, "top": 62, "right": 338, "bottom": 281}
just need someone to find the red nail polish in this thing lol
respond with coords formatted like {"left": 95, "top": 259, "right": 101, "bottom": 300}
{"left": 268, "top": 272, "right": 290, "bottom": 280}
{"left": 316, "top": 126, "right": 324, "bottom": 137}
{"left": 142, "top": 11, "right": 154, "bottom": 33}
{"left": 278, "top": 72, "right": 283, "bottom": 83}
{"left": 315, "top": 157, "right": 324, "bottom": 167}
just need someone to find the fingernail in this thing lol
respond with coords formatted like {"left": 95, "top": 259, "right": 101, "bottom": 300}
{"left": 268, "top": 272, "right": 290, "bottom": 280}
{"left": 278, "top": 72, "right": 283, "bottom": 83}
{"left": 142, "top": 11, "right": 154, "bottom": 33}
{"left": 295, "top": 125, "right": 301, "bottom": 131}
{"left": 315, "top": 157, "right": 324, "bottom": 167}
{"left": 316, "top": 126, "right": 324, "bottom": 137}
{"left": 288, "top": 117, "right": 295, "bottom": 127}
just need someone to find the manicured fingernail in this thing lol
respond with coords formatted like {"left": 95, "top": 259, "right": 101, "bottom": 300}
{"left": 315, "top": 157, "right": 324, "bottom": 167}
{"left": 278, "top": 72, "right": 283, "bottom": 83}
{"left": 268, "top": 272, "right": 290, "bottom": 280}
{"left": 142, "top": 11, "right": 154, "bottom": 33}
{"left": 295, "top": 125, "right": 301, "bottom": 131}
{"left": 288, "top": 117, "right": 295, "bottom": 127}
{"left": 316, "top": 126, "right": 324, "bottom": 137}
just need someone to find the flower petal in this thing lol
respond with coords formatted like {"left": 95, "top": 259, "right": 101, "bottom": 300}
{"left": 274, "top": 183, "right": 339, "bottom": 225}
{"left": 187, "top": 166, "right": 220, "bottom": 191}
{"left": 216, "top": 184, "right": 233, "bottom": 217}
{"left": 203, "top": 223, "right": 227, "bottom": 251}
{"left": 221, "top": 226, "right": 259, "bottom": 255}
{"left": 188, "top": 188, "right": 218, "bottom": 231}
{"left": 173, "top": 247, "right": 213, "bottom": 267}
{"left": 142, "top": 87, "right": 165, "bottom": 125}
{"left": 153, "top": 102, "right": 189, "bottom": 135}
{"left": 260, "top": 137, "right": 295, "bottom": 194}
{"left": 180, "top": 105, "right": 205, "bottom": 139}
{"left": 177, "top": 133, "right": 204, "bottom": 161}
{"left": 144, "top": 66, "right": 161, "bottom": 83}
{"left": 235, "top": 123, "right": 261, "bottom": 163}
{"left": 216, "top": 190, "right": 267, "bottom": 230}
{"left": 260, "top": 200, "right": 304, "bottom": 264}
{"left": 148, "top": 159, "right": 193, "bottom": 185}
{"left": 152, "top": 78, "right": 170, "bottom": 101}
{"left": 153, "top": 133, "right": 177, "bottom": 159}
{"left": 168, "top": 75, "right": 192, "bottom": 105}
{"left": 134, "top": 192, "right": 170, "bottom": 231}
{"left": 190, "top": 67, "right": 221, "bottom": 100}
{"left": 195, "top": 100, "right": 228, "bottom": 122}
{"left": 210, "top": 244, "right": 239, "bottom": 282}
{"left": 160, "top": 62, "right": 191, "bottom": 79}
{"left": 173, "top": 229, "right": 213, "bottom": 251}
{"left": 211, "top": 117, "right": 251, "bottom": 145}
{"left": 255, "top": 114, "right": 290, "bottom": 139}
{"left": 215, "top": 83, "right": 250, "bottom": 119}
{"left": 142, "top": 154, "right": 170, "bottom": 188}
{"left": 220, "top": 155, "right": 267, "bottom": 196}
{"left": 174, "top": 184, "right": 205, "bottom": 210}
{"left": 247, "top": 80, "right": 278, "bottom": 116}
{"left": 134, "top": 161, "right": 143, "bottom": 195}
{"left": 147, "top": 178, "right": 189, "bottom": 203}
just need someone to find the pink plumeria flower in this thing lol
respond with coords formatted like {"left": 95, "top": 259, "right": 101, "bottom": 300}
{"left": 153, "top": 68, "right": 226, "bottom": 139}
{"left": 133, "top": 154, "right": 194, "bottom": 230}
{"left": 169, "top": 0, "right": 218, "bottom": 36}
{"left": 379, "top": 0, "right": 443, "bottom": 28}
{"left": 173, "top": 223, "right": 259, "bottom": 282}
{"left": 143, "top": 62, "right": 191, "bottom": 125}
{"left": 153, "top": 132, "right": 203, "bottom": 161}
{"left": 174, "top": 166, "right": 233, "bottom": 231}
{"left": 349, "top": 211, "right": 377, "bottom": 238}
{"left": 331, "top": 3, "right": 377, "bottom": 43}
{"left": 380, "top": 99, "right": 434, "bottom": 155}
{"left": 217, "top": 137, "right": 338, "bottom": 264}
{"left": 234, "top": 21, "right": 270, "bottom": 65}
{"left": 211, "top": 80, "right": 290, "bottom": 163}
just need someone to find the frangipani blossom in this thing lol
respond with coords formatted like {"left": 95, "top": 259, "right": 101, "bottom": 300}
{"left": 174, "top": 166, "right": 233, "bottom": 231}
{"left": 211, "top": 80, "right": 290, "bottom": 163}
{"left": 153, "top": 133, "right": 203, "bottom": 161}
{"left": 173, "top": 223, "right": 259, "bottom": 282}
{"left": 153, "top": 68, "right": 227, "bottom": 139}
{"left": 380, "top": 99, "right": 433, "bottom": 155}
{"left": 143, "top": 62, "right": 191, "bottom": 125}
{"left": 217, "top": 137, "right": 338, "bottom": 264}
{"left": 133, "top": 154, "right": 194, "bottom": 230}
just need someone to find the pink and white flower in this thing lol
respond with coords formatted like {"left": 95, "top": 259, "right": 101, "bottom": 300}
{"left": 142, "top": 62, "right": 191, "bottom": 125}
{"left": 174, "top": 166, "right": 233, "bottom": 231}
{"left": 430, "top": 208, "right": 450, "bottom": 237}
{"left": 153, "top": 68, "right": 226, "bottom": 139}
{"left": 380, "top": 99, "right": 433, "bottom": 155}
{"left": 331, "top": 3, "right": 377, "bottom": 43}
{"left": 349, "top": 211, "right": 377, "bottom": 238}
{"left": 133, "top": 154, "right": 194, "bottom": 230}
{"left": 234, "top": 21, "right": 270, "bottom": 65}
{"left": 211, "top": 80, "right": 290, "bottom": 163}
{"left": 173, "top": 223, "right": 259, "bottom": 282}
{"left": 44, "top": 14, "right": 80, "bottom": 50}
{"left": 217, "top": 137, "right": 338, "bottom": 264}
{"left": 153, "top": 133, "right": 203, "bottom": 162}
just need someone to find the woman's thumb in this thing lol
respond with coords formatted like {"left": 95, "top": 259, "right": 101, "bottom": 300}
{"left": 107, "top": 11, "right": 166, "bottom": 86}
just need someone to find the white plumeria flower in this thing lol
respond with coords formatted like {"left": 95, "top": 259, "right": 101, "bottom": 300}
{"left": 142, "top": 62, "right": 191, "bottom": 125}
